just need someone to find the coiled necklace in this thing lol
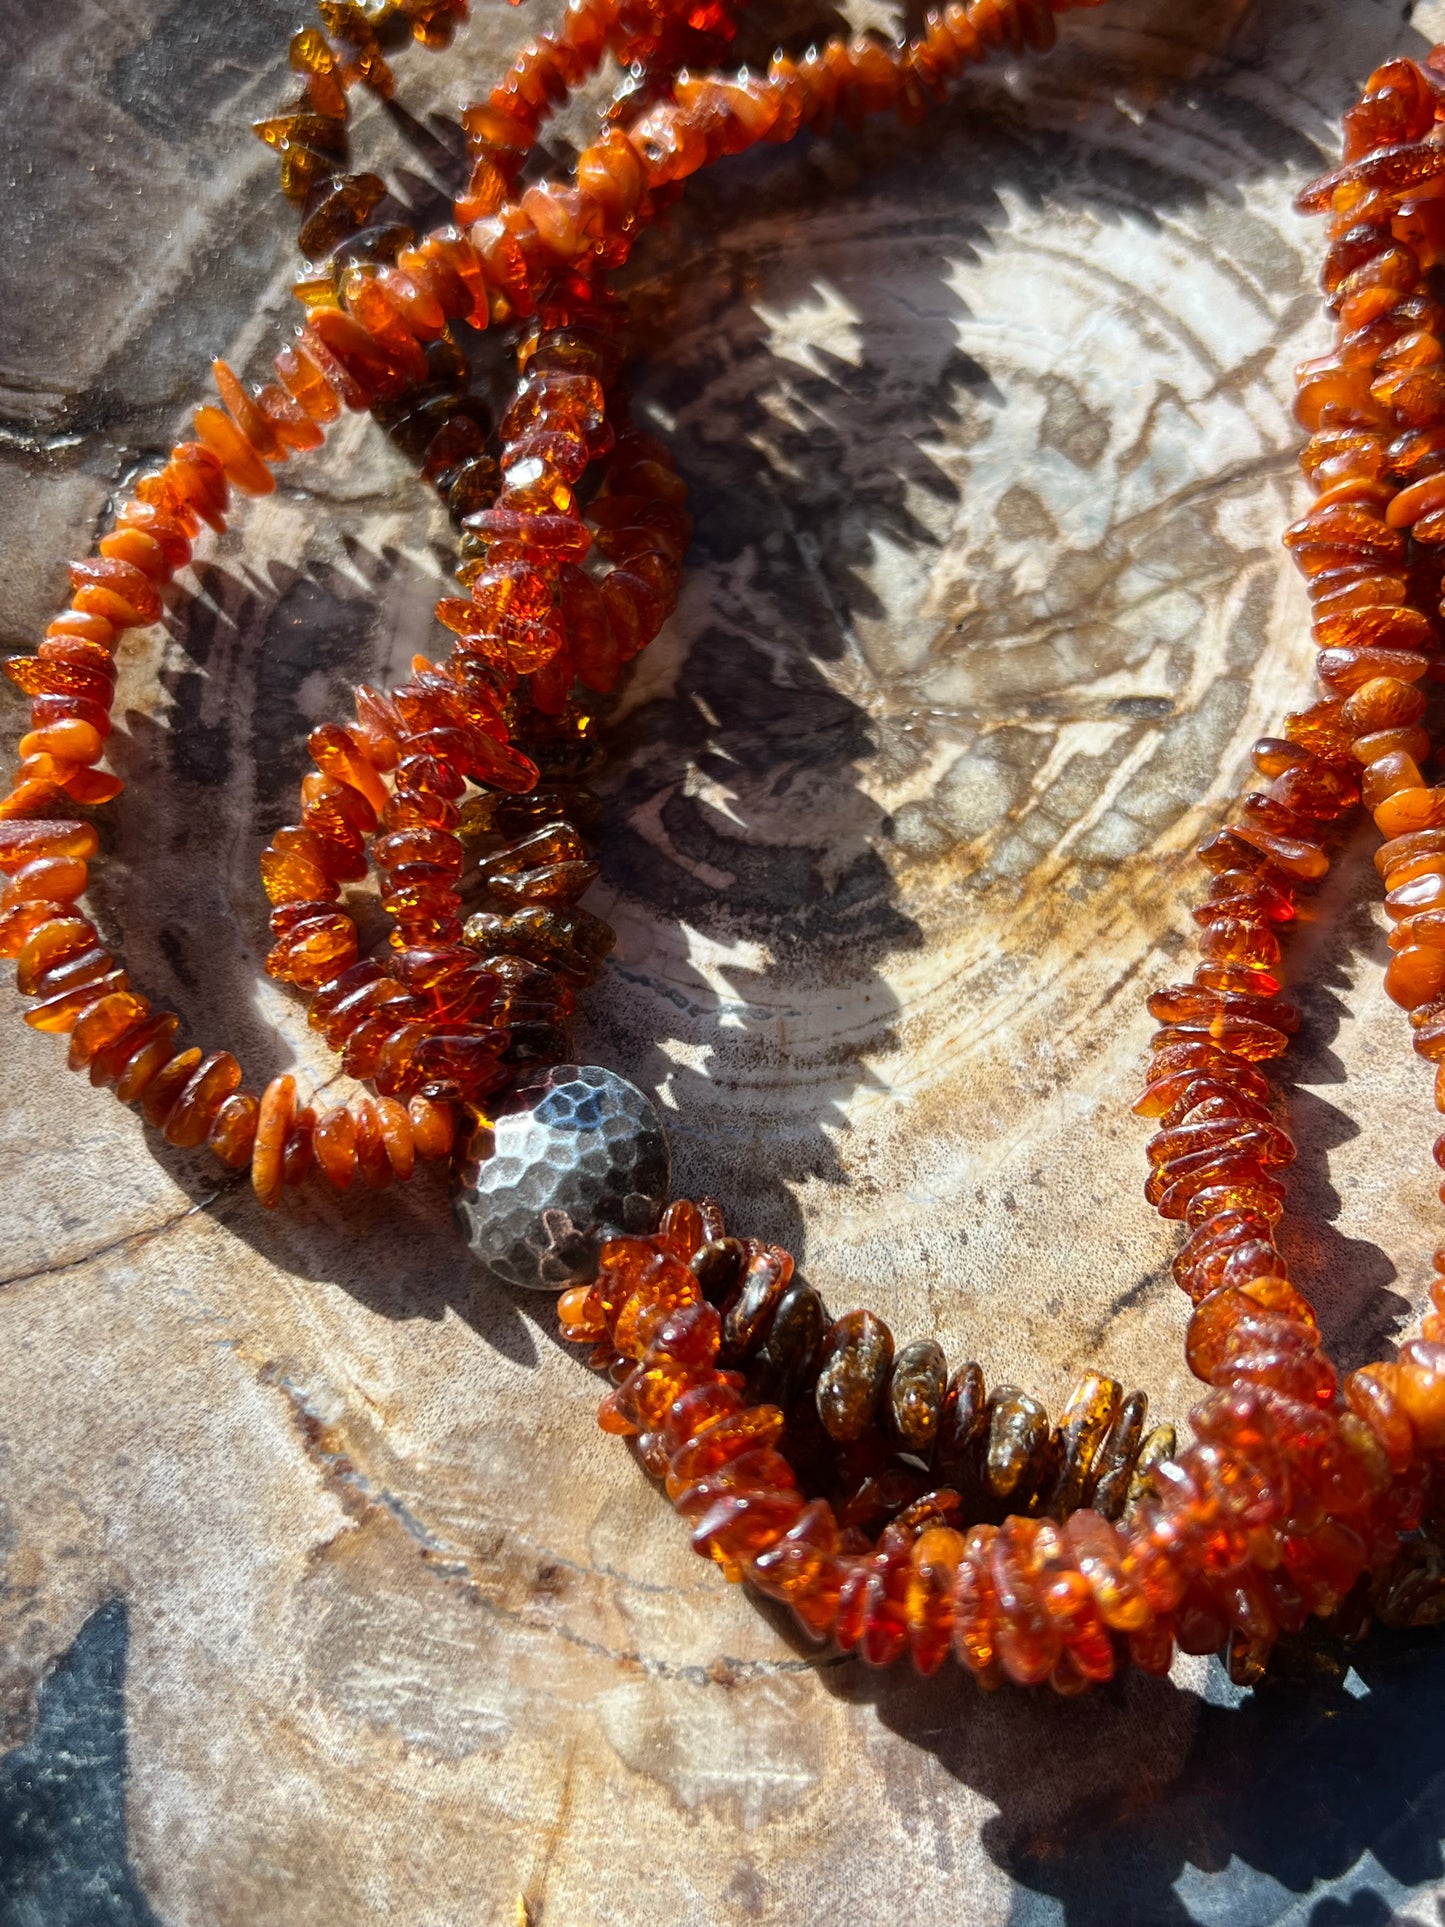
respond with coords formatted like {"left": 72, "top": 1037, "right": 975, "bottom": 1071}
{"left": 5, "top": 0, "right": 1445, "bottom": 1695}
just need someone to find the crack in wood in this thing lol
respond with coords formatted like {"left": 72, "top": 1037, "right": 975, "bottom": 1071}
{"left": 0, "top": 1197, "right": 218, "bottom": 1293}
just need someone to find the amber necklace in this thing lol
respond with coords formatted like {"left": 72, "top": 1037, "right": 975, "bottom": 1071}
{"left": 4, "top": 0, "right": 1445, "bottom": 1694}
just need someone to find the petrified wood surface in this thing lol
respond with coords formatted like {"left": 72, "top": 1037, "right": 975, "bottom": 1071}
{"left": 7, "top": 1, "right": 1445, "bottom": 1922}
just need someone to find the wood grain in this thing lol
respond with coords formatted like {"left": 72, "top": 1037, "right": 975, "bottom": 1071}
{"left": 5, "top": 1, "right": 1445, "bottom": 1921}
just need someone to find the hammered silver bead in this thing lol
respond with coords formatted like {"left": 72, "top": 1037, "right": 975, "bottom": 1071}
{"left": 452, "top": 1064, "right": 670, "bottom": 1291}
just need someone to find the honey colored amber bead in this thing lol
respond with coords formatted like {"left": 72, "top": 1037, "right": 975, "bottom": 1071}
{"left": 1378, "top": 827, "right": 1445, "bottom": 883}
{"left": 1063, "top": 1509, "right": 1152, "bottom": 1631}
{"left": 17, "top": 717, "right": 105, "bottom": 765}
{"left": 163, "top": 1051, "right": 243, "bottom": 1147}
{"left": 1227, "top": 822, "right": 1329, "bottom": 882}
{"left": 661, "top": 1379, "right": 747, "bottom": 1463}
{"left": 266, "top": 912, "right": 358, "bottom": 985}
{"left": 65, "top": 990, "right": 149, "bottom": 1070}
{"left": 751, "top": 1503, "right": 846, "bottom": 1641}
{"left": 1389, "top": 906, "right": 1445, "bottom": 951}
{"left": 208, "top": 1091, "right": 260, "bottom": 1168}
{"left": 406, "top": 1093, "right": 454, "bottom": 1158}
{"left": 211, "top": 360, "right": 283, "bottom": 463}
{"left": 369, "top": 1095, "right": 414, "bottom": 1181}
{"left": 0, "top": 821, "right": 99, "bottom": 876}
{"left": 310, "top": 307, "right": 416, "bottom": 399}
{"left": 24, "top": 969, "right": 128, "bottom": 1033}
{"left": 1392, "top": 1339, "right": 1445, "bottom": 1448}
{"left": 252, "top": 1075, "right": 297, "bottom": 1209}
{"left": 66, "top": 557, "right": 161, "bottom": 627}
{"left": 903, "top": 1524, "right": 967, "bottom": 1675}
{"left": 1353, "top": 725, "right": 1433, "bottom": 765}
{"left": 52, "top": 765, "right": 122, "bottom": 807}
{"left": 274, "top": 340, "right": 344, "bottom": 424}
{"left": 409, "top": 1030, "right": 510, "bottom": 1102}
{"left": 1197, "top": 917, "right": 1282, "bottom": 971}
{"left": 985, "top": 1386, "right": 1051, "bottom": 1508}
{"left": 113, "top": 1021, "right": 182, "bottom": 1104}
{"left": 989, "top": 1521, "right": 1061, "bottom": 1687}
{"left": 39, "top": 942, "right": 120, "bottom": 1006}
{"left": 1, "top": 856, "right": 87, "bottom": 906}
{"left": 45, "top": 606, "right": 117, "bottom": 646}
{"left": 1386, "top": 943, "right": 1445, "bottom": 1007}
{"left": 665, "top": 1406, "right": 786, "bottom": 1493}
{"left": 352, "top": 1097, "right": 393, "bottom": 1189}
{"left": 886, "top": 1339, "right": 947, "bottom": 1454}
{"left": 82, "top": 1004, "right": 156, "bottom": 1086}
{"left": 313, "top": 1104, "right": 359, "bottom": 1189}
{"left": 688, "top": 1485, "right": 805, "bottom": 1569}
{"left": 655, "top": 1199, "right": 706, "bottom": 1263}
{"left": 289, "top": 26, "right": 347, "bottom": 118}
{"left": 1345, "top": 1364, "right": 1417, "bottom": 1472}
{"left": 0, "top": 900, "right": 68, "bottom": 959}
{"left": 1040, "top": 1372, "right": 1121, "bottom": 1517}
{"left": 950, "top": 1526, "right": 1002, "bottom": 1681}
{"left": 815, "top": 1309, "right": 893, "bottom": 1442}
{"left": 260, "top": 828, "right": 340, "bottom": 905}
{"left": 193, "top": 406, "right": 275, "bottom": 495}
{"left": 280, "top": 1105, "right": 315, "bottom": 1187}
{"left": 474, "top": 817, "right": 586, "bottom": 878}
{"left": 1343, "top": 673, "right": 1428, "bottom": 732}
{"left": 165, "top": 442, "right": 231, "bottom": 527}
{"left": 140, "top": 1047, "right": 204, "bottom": 1128}
{"left": 308, "top": 723, "right": 390, "bottom": 815}
{"left": 612, "top": 1260, "right": 703, "bottom": 1361}
{"left": 311, "top": 968, "right": 408, "bottom": 1048}
{"left": 557, "top": 1282, "right": 607, "bottom": 1343}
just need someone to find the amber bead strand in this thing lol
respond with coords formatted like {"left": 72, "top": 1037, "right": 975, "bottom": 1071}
{"left": 257, "top": 275, "right": 675, "bottom": 1147}
{"left": 558, "top": 1190, "right": 1424, "bottom": 1688}
{"left": 258, "top": 0, "right": 1111, "bottom": 1099}
{"left": 249, "top": 1, "right": 705, "bottom": 1130}
{"left": 19, "top": 0, "right": 1425, "bottom": 1703}
{"left": 542, "top": 51, "right": 1445, "bottom": 1688}
{"left": 0, "top": 15, "right": 690, "bottom": 1186}
{"left": 252, "top": 0, "right": 740, "bottom": 538}
{"left": 213, "top": 0, "right": 1111, "bottom": 585}
{"left": 560, "top": 1208, "right": 1169, "bottom": 1534}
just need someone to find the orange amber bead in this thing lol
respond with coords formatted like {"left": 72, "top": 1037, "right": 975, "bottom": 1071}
{"left": 0, "top": 900, "right": 69, "bottom": 958}
{"left": 282, "top": 1106, "right": 316, "bottom": 1187}
{"left": 266, "top": 913, "right": 358, "bottom": 985}
{"left": 0, "top": 821, "right": 99, "bottom": 874}
{"left": 313, "top": 1104, "right": 359, "bottom": 1189}
{"left": 1393, "top": 1339, "right": 1445, "bottom": 1448}
{"left": 18, "top": 718, "right": 105, "bottom": 764}
{"left": 1385, "top": 944, "right": 1445, "bottom": 1007}
{"left": 113, "top": 1023, "right": 182, "bottom": 1104}
{"left": 12, "top": 917, "right": 99, "bottom": 994}
{"left": 65, "top": 991, "right": 148, "bottom": 1070}
{"left": 193, "top": 405, "right": 275, "bottom": 495}
{"left": 2, "top": 856, "right": 87, "bottom": 905}
{"left": 208, "top": 1091, "right": 260, "bottom": 1168}
{"left": 163, "top": 1052, "right": 243, "bottom": 1147}
{"left": 252, "top": 1075, "right": 297, "bottom": 1209}
{"left": 904, "top": 1526, "right": 966, "bottom": 1675}
{"left": 140, "top": 1048, "right": 204, "bottom": 1128}
{"left": 24, "top": 970, "right": 128, "bottom": 1034}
